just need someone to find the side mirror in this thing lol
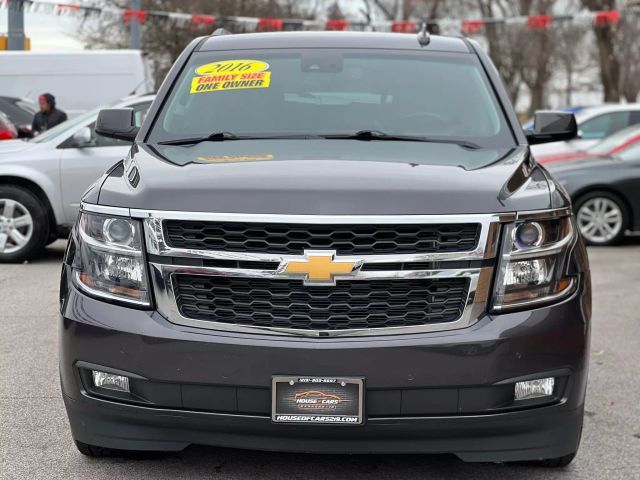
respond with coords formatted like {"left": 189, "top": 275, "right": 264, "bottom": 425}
{"left": 524, "top": 111, "right": 577, "bottom": 145}
{"left": 17, "top": 125, "right": 33, "bottom": 139}
{"left": 72, "top": 126, "right": 92, "bottom": 147}
{"left": 95, "top": 108, "right": 139, "bottom": 142}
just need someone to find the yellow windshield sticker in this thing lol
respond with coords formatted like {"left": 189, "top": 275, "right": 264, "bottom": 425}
{"left": 196, "top": 154, "right": 274, "bottom": 163}
{"left": 190, "top": 60, "right": 271, "bottom": 94}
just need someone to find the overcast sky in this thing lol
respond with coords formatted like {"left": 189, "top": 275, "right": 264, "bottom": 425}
{"left": 0, "top": 8, "right": 84, "bottom": 50}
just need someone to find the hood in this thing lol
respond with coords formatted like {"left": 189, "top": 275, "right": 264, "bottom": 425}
{"left": 0, "top": 139, "right": 33, "bottom": 155}
{"left": 97, "top": 140, "right": 553, "bottom": 215}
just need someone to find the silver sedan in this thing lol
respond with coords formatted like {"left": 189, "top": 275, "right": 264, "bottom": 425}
{"left": 0, "top": 94, "right": 154, "bottom": 262}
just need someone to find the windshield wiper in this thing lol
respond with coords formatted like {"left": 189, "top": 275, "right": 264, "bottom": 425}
{"left": 322, "top": 130, "right": 482, "bottom": 149}
{"left": 158, "top": 131, "right": 240, "bottom": 146}
{"left": 158, "top": 132, "right": 325, "bottom": 146}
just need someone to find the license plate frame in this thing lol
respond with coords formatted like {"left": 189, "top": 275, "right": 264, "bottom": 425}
{"left": 271, "top": 376, "right": 364, "bottom": 425}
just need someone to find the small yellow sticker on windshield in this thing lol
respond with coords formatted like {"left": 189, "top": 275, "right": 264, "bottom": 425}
{"left": 190, "top": 60, "right": 271, "bottom": 94}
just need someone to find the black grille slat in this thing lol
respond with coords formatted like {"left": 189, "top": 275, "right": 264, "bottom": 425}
{"left": 164, "top": 221, "right": 480, "bottom": 255}
{"left": 174, "top": 276, "right": 469, "bottom": 331}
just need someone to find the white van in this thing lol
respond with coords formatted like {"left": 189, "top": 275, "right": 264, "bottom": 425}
{"left": 0, "top": 50, "right": 153, "bottom": 117}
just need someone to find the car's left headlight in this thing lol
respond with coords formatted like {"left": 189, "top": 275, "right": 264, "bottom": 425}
{"left": 491, "top": 211, "right": 578, "bottom": 311}
{"left": 71, "top": 212, "right": 150, "bottom": 307}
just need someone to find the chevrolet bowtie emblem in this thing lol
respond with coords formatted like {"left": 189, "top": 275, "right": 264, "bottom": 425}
{"left": 281, "top": 251, "right": 361, "bottom": 286}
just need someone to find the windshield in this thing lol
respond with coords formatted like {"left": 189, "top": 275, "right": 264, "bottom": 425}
{"left": 618, "top": 141, "right": 640, "bottom": 161}
{"left": 148, "top": 49, "right": 515, "bottom": 149}
{"left": 587, "top": 125, "right": 640, "bottom": 155}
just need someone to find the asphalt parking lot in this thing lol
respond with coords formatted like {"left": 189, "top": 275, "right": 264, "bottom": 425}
{"left": 1, "top": 239, "right": 639, "bottom": 480}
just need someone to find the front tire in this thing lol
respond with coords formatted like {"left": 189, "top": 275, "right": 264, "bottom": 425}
{"left": 574, "top": 191, "right": 628, "bottom": 246}
{"left": 0, "top": 185, "right": 50, "bottom": 262}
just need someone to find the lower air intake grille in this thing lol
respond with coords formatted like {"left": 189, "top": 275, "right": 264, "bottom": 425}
{"left": 173, "top": 276, "right": 469, "bottom": 331}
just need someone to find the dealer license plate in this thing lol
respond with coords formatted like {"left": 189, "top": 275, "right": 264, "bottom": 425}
{"left": 271, "top": 376, "right": 364, "bottom": 425}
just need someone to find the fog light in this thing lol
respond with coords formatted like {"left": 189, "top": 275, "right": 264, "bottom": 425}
{"left": 514, "top": 377, "right": 554, "bottom": 401}
{"left": 92, "top": 370, "right": 130, "bottom": 392}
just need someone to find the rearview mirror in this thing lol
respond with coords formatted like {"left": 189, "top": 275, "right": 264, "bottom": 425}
{"left": 524, "top": 111, "right": 577, "bottom": 145}
{"left": 95, "top": 108, "right": 139, "bottom": 142}
{"left": 72, "top": 126, "right": 92, "bottom": 147}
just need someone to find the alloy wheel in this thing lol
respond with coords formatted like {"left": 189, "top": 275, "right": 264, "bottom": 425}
{"left": 0, "top": 198, "right": 34, "bottom": 254}
{"left": 576, "top": 197, "right": 623, "bottom": 244}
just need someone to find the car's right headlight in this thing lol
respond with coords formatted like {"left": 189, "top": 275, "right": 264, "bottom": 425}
{"left": 71, "top": 212, "right": 151, "bottom": 307}
{"left": 491, "top": 210, "right": 578, "bottom": 311}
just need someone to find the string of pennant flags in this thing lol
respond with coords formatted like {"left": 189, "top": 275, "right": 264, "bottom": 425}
{"left": 1, "top": 0, "right": 638, "bottom": 35}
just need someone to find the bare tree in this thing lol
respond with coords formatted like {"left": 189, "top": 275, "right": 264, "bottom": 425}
{"left": 361, "top": 0, "right": 444, "bottom": 21}
{"left": 475, "top": 1, "right": 527, "bottom": 107}
{"left": 553, "top": 22, "right": 591, "bottom": 106}
{"left": 326, "top": 1, "right": 345, "bottom": 20}
{"left": 519, "top": 1, "right": 557, "bottom": 115}
{"left": 77, "top": 0, "right": 318, "bottom": 87}
{"left": 581, "top": 0, "right": 621, "bottom": 102}
{"left": 617, "top": 13, "right": 640, "bottom": 102}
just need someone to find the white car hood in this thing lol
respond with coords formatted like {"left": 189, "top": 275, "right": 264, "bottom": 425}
{"left": 0, "top": 139, "right": 34, "bottom": 155}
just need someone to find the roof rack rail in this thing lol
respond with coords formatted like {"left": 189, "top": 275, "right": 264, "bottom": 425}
{"left": 212, "top": 28, "right": 232, "bottom": 36}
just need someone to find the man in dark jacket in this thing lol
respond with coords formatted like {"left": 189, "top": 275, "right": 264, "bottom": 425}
{"left": 32, "top": 93, "right": 67, "bottom": 135}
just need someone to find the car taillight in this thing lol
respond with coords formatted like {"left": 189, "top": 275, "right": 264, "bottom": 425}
{"left": 0, "top": 128, "right": 16, "bottom": 140}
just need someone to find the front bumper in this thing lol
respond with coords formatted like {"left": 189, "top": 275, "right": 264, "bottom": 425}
{"left": 59, "top": 273, "right": 590, "bottom": 462}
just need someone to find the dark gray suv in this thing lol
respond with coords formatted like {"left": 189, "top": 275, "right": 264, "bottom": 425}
{"left": 59, "top": 31, "right": 591, "bottom": 467}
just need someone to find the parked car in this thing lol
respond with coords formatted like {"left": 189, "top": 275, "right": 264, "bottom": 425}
{"left": 536, "top": 124, "right": 640, "bottom": 164}
{"left": 547, "top": 141, "right": 640, "bottom": 245}
{"left": 531, "top": 104, "right": 640, "bottom": 157}
{"left": 0, "top": 110, "right": 18, "bottom": 140}
{"left": 0, "top": 94, "right": 153, "bottom": 262}
{"left": 0, "top": 96, "right": 37, "bottom": 138}
{"left": 59, "top": 31, "right": 590, "bottom": 468}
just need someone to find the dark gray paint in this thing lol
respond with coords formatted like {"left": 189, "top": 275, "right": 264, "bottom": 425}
{"left": 96, "top": 142, "right": 557, "bottom": 214}
{"left": 65, "top": 31, "right": 589, "bottom": 462}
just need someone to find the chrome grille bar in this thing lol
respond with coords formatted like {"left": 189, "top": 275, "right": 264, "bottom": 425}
{"left": 114, "top": 209, "right": 513, "bottom": 337}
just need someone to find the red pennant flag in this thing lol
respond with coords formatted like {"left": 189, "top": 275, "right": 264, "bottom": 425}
{"left": 191, "top": 14, "right": 216, "bottom": 28}
{"left": 55, "top": 3, "right": 81, "bottom": 16}
{"left": 326, "top": 19, "right": 348, "bottom": 31}
{"left": 257, "top": 18, "right": 283, "bottom": 31}
{"left": 123, "top": 10, "right": 148, "bottom": 25}
{"left": 527, "top": 14, "right": 552, "bottom": 31}
{"left": 391, "top": 21, "right": 416, "bottom": 33}
{"left": 461, "top": 19, "right": 485, "bottom": 35}
{"left": 594, "top": 10, "right": 620, "bottom": 27}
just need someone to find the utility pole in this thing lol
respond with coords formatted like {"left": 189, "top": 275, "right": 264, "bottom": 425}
{"left": 131, "top": 0, "right": 141, "bottom": 50}
{"left": 7, "top": 0, "right": 26, "bottom": 50}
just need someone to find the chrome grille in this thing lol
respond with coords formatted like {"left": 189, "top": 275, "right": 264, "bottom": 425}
{"left": 174, "top": 275, "right": 469, "bottom": 331}
{"left": 127, "top": 210, "right": 508, "bottom": 337}
{"left": 164, "top": 220, "right": 481, "bottom": 255}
